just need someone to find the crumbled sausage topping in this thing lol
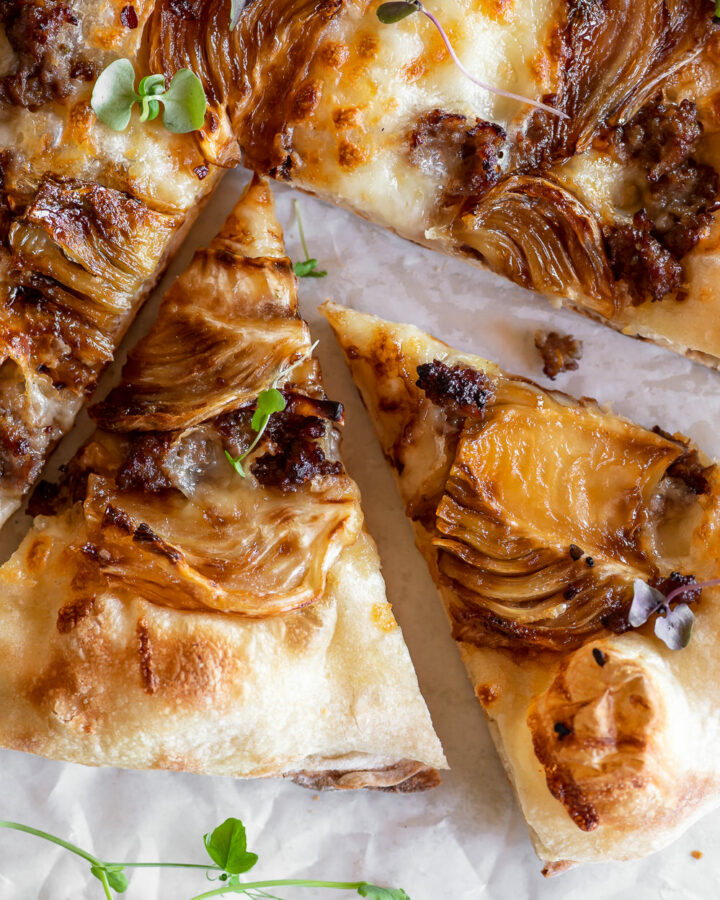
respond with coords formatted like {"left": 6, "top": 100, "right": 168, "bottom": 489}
{"left": 416, "top": 359, "right": 494, "bottom": 417}
{"left": 535, "top": 331, "right": 583, "bottom": 379}
{"left": 408, "top": 109, "right": 506, "bottom": 206}
{"left": 612, "top": 97, "right": 703, "bottom": 184}
{"left": 251, "top": 412, "right": 341, "bottom": 491}
{"left": 605, "top": 96, "right": 719, "bottom": 304}
{"left": 605, "top": 210, "right": 684, "bottom": 304}
{"left": 116, "top": 432, "right": 175, "bottom": 493}
{"left": 652, "top": 425, "right": 715, "bottom": 495}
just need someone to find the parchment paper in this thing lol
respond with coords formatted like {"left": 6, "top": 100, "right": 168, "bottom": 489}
{"left": 1, "top": 169, "right": 718, "bottom": 899}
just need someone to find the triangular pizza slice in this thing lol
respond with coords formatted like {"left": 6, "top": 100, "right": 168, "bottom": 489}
{"left": 0, "top": 177, "right": 446, "bottom": 790}
{"left": 323, "top": 300, "right": 720, "bottom": 865}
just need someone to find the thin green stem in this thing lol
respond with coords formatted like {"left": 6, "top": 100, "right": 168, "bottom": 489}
{"left": 97, "top": 868, "right": 114, "bottom": 900}
{"left": 0, "top": 821, "right": 102, "bottom": 866}
{"left": 105, "top": 861, "right": 222, "bottom": 871}
{"left": 293, "top": 199, "right": 311, "bottom": 260}
{"left": 190, "top": 880, "right": 363, "bottom": 900}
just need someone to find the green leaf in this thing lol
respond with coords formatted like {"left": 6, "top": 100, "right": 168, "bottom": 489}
{"left": 293, "top": 259, "right": 327, "bottom": 278}
{"left": 91, "top": 866, "right": 129, "bottom": 893}
{"left": 230, "top": 0, "right": 247, "bottom": 29}
{"left": 203, "top": 818, "right": 259, "bottom": 875}
{"left": 91, "top": 58, "right": 139, "bottom": 131}
{"left": 224, "top": 449, "right": 247, "bottom": 477}
{"left": 252, "top": 388, "right": 286, "bottom": 431}
{"left": 138, "top": 73, "right": 165, "bottom": 96}
{"left": 160, "top": 68, "right": 207, "bottom": 133}
{"left": 376, "top": 1, "right": 420, "bottom": 24}
{"left": 139, "top": 95, "right": 161, "bottom": 123}
{"left": 358, "top": 885, "right": 410, "bottom": 900}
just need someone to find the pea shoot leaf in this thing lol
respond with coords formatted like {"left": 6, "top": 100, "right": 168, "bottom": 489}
{"left": 251, "top": 387, "right": 286, "bottom": 431}
{"left": 293, "top": 259, "right": 327, "bottom": 278}
{"left": 92, "top": 60, "right": 206, "bottom": 134}
{"left": 138, "top": 74, "right": 165, "bottom": 96}
{"left": 376, "top": 1, "right": 420, "bottom": 23}
{"left": 293, "top": 200, "right": 328, "bottom": 278}
{"left": 161, "top": 68, "right": 207, "bottom": 133}
{"left": 358, "top": 885, "right": 411, "bottom": 900}
{"left": 91, "top": 58, "right": 138, "bottom": 131}
{"left": 203, "top": 818, "right": 259, "bottom": 875}
{"left": 224, "top": 449, "right": 248, "bottom": 477}
{"left": 90, "top": 865, "right": 129, "bottom": 893}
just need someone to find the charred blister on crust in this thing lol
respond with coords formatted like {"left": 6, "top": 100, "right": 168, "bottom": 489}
{"left": 56, "top": 595, "right": 97, "bottom": 635}
{"left": 136, "top": 618, "right": 158, "bottom": 694}
{"left": 528, "top": 648, "right": 666, "bottom": 833}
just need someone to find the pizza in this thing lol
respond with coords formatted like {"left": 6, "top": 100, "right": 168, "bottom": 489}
{"left": 0, "top": 177, "right": 446, "bottom": 789}
{"left": 154, "top": 0, "right": 720, "bottom": 369}
{"left": 0, "top": 0, "right": 221, "bottom": 528}
{"left": 323, "top": 300, "right": 720, "bottom": 866}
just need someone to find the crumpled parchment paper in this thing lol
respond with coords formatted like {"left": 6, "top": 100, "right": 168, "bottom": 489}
{"left": 1, "top": 169, "right": 718, "bottom": 900}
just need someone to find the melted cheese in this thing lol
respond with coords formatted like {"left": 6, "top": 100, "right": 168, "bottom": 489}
{"left": 290, "top": 0, "right": 560, "bottom": 235}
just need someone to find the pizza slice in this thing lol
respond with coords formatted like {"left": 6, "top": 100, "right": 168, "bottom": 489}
{"left": 0, "top": 0, "right": 221, "bottom": 528}
{"left": 0, "top": 177, "right": 446, "bottom": 790}
{"left": 154, "top": 0, "right": 720, "bottom": 368}
{"left": 323, "top": 300, "right": 720, "bottom": 865}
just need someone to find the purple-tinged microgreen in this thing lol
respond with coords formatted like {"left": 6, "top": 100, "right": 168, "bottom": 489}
{"left": 92, "top": 59, "right": 207, "bottom": 133}
{"left": 293, "top": 200, "right": 327, "bottom": 278}
{"left": 376, "top": 1, "right": 567, "bottom": 119}
{"left": 0, "top": 818, "right": 409, "bottom": 899}
{"left": 225, "top": 341, "right": 319, "bottom": 476}
{"left": 229, "top": 0, "right": 248, "bottom": 29}
{"left": 627, "top": 576, "right": 720, "bottom": 651}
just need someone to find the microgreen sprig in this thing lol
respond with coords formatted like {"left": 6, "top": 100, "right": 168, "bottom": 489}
{"left": 225, "top": 341, "right": 319, "bottom": 476}
{"left": 0, "top": 818, "right": 407, "bottom": 899}
{"left": 91, "top": 59, "right": 207, "bottom": 133}
{"left": 376, "top": 1, "right": 567, "bottom": 120}
{"left": 628, "top": 576, "right": 720, "bottom": 650}
{"left": 293, "top": 200, "right": 327, "bottom": 278}
{"left": 230, "top": 0, "right": 248, "bottom": 29}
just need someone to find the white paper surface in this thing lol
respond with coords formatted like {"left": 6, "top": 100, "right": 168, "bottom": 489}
{"left": 1, "top": 169, "right": 719, "bottom": 899}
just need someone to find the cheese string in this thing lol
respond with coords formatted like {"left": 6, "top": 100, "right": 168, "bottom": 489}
{"left": 417, "top": 3, "right": 569, "bottom": 120}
